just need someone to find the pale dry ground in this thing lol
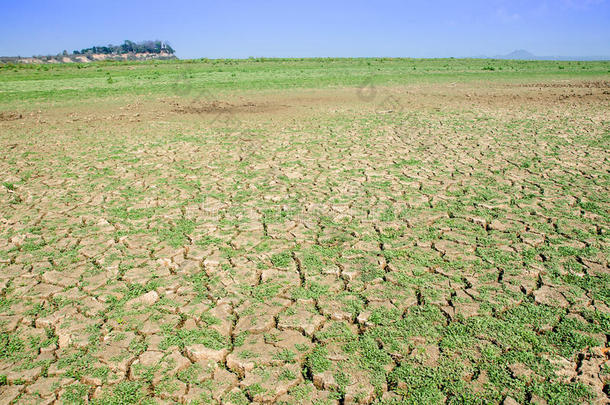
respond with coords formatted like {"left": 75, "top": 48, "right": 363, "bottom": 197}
{"left": 0, "top": 80, "right": 609, "bottom": 404}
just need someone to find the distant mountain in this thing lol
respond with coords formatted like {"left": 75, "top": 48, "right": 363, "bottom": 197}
{"left": 486, "top": 49, "right": 609, "bottom": 61}
{"left": 496, "top": 49, "right": 537, "bottom": 60}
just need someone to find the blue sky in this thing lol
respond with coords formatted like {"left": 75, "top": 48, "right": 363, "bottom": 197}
{"left": 1, "top": 0, "right": 609, "bottom": 58}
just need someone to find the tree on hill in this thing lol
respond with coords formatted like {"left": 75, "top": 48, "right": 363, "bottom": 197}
{"left": 72, "top": 40, "right": 174, "bottom": 55}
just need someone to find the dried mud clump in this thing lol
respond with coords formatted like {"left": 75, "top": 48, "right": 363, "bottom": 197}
{"left": 171, "top": 100, "right": 279, "bottom": 115}
{"left": 0, "top": 111, "right": 23, "bottom": 121}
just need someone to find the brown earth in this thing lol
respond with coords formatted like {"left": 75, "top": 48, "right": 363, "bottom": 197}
{"left": 0, "top": 79, "right": 609, "bottom": 404}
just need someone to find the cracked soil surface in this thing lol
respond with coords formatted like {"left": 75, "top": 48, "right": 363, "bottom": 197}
{"left": 0, "top": 66, "right": 609, "bottom": 404}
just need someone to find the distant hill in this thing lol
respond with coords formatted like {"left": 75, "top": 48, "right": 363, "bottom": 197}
{"left": 488, "top": 49, "right": 609, "bottom": 61}
{"left": 496, "top": 49, "right": 537, "bottom": 60}
{"left": 73, "top": 40, "right": 174, "bottom": 56}
{"left": 0, "top": 40, "right": 177, "bottom": 64}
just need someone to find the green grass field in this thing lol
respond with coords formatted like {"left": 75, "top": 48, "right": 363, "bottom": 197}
{"left": 0, "top": 58, "right": 609, "bottom": 404}
{"left": 1, "top": 58, "right": 609, "bottom": 106}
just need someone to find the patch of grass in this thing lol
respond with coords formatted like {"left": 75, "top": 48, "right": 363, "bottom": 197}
{"left": 271, "top": 251, "right": 293, "bottom": 268}
{"left": 156, "top": 219, "right": 196, "bottom": 247}
{"left": 278, "top": 368, "right": 297, "bottom": 381}
{"left": 306, "top": 346, "right": 331, "bottom": 374}
{"left": 92, "top": 381, "right": 150, "bottom": 405}
{"left": 224, "top": 389, "right": 249, "bottom": 405}
{"left": 0, "top": 332, "right": 24, "bottom": 359}
{"left": 250, "top": 282, "right": 282, "bottom": 302}
{"left": 274, "top": 349, "right": 296, "bottom": 363}
{"left": 61, "top": 383, "right": 90, "bottom": 404}
{"left": 291, "top": 282, "right": 329, "bottom": 300}
{"left": 159, "top": 326, "right": 227, "bottom": 351}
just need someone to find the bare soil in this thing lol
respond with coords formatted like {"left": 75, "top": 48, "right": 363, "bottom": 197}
{"left": 0, "top": 79, "right": 609, "bottom": 404}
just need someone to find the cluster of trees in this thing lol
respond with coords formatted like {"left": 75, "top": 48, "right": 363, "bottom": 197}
{"left": 73, "top": 40, "right": 174, "bottom": 55}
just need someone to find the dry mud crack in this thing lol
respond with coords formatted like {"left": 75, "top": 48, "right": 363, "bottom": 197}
{"left": 0, "top": 78, "right": 609, "bottom": 404}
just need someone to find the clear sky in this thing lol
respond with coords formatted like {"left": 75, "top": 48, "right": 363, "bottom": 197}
{"left": 1, "top": 0, "right": 609, "bottom": 59}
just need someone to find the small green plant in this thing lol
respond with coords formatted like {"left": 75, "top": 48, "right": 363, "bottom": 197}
{"left": 278, "top": 368, "right": 297, "bottom": 381}
{"left": 92, "top": 381, "right": 146, "bottom": 405}
{"left": 271, "top": 252, "right": 292, "bottom": 268}
{"left": 0, "top": 332, "right": 25, "bottom": 359}
{"left": 159, "top": 326, "right": 227, "bottom": 351}
{"left": 61, "top": 383, "right": 89, "bottom": 404}
{"left": 274, "top": 349, "right": 296, "bottom": 363}
{"left": 306, "top": 346, "right": 331, "bottom": 374}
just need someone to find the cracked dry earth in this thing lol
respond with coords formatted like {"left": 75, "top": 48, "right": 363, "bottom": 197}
{"left": 0, "top": 81, "right": 609, "bottom": 405}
